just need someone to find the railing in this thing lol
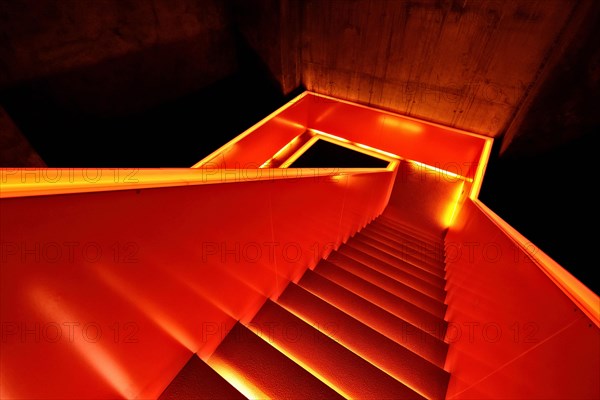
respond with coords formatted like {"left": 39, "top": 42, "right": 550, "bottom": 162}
{"left": 0, "top": 91, "right": 496, "bottom": 399}
{"left": 0, "top": 166, "right": 395, "bottom": 399}
{"left": 187, "top": 90, "right": 491, "bottom": 238}
{"left": 191, "top": 91, "right": 492, "bottom": 200}
{"left": 444, "top": 197, "right": 600, "bottom": 399}
{"left": 475, "top": 200, "right": 599, "bottom": 327}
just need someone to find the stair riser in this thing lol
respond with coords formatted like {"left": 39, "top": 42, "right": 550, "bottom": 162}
{"left": 278, "top": 284, "right": 450, "bottom": 400}
{"left": 358, "top": 230, "right": 446, "bottom": 271}
{"left": 370, "top": 222, "right": 445, "bottom": 253}
{"left": 375, "top": 219, "right": 445, "bottom": 244}
{"left": 208, "top": 323, "right": 345, "bottom": 400}
{"left": 327, "top": 253, "right": 448, "bottom": 319}
{"left": 315, "top": 261, "right": 448, "bottom": 339}
{"left": 299, "top": 269, "right": 449, "bottom": 367}
{"left": 339, "top": 246, "right": 447, "bottom": 302}
{"left": 349, "top": 237, "right": 446, "bottom": 286}
{"left": 252, "top": 301, "right": 426, "bottom": 400}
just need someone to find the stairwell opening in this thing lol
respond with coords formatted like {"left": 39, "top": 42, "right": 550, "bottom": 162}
{"left": 288, "top": 139, "right": 390, "bottom": 168}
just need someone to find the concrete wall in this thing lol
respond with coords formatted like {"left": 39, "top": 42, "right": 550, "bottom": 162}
{"left": 0, "top": 0, "right": 238, "bottom": 114}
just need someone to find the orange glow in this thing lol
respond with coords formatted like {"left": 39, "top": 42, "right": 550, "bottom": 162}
{"left": 9, "top": 91, "right": 590, "bottom": 400}
{"left": 94, "top": 266, "right": 200, "bottom": 352}
{"left": 246, "top": 324, "right": 351, "bottom": 398}
{"left": 444, "top": 198, "right": 600, "bottom": 399}
{"left": 0, "top": 167, "right": 393, "bottom": 198}
{"left": 276, "top": 303, "right": 428, "bottom": 399}
{"left": 273, "top": 118, "right": 305, "bottom": 130}
{"left": 278, "top": 136, "right": 320, "bottom": 168}
{"left": 259, "top": 133, "right": 304, "bottom": 168}
{"left": 474, "top": 200, "right": 600, "bottom": 327}
{"left": 207, "top": 359, "right": 270, "bottom": 400}
{"left": 307, "top": 129, "right": 348, "bottom": 144}
{"left": 469, "top": 137, "right": 493, "bottom": 199}
{"left": 410, "top": 160, "right": 471, "bottom": 182}
{"left": 354, "top": 143, "right": 401, "bottom": 160}
{"left": 0, "top": 375, "right": 13, "bottom": 400}
{"left": 443, "top": 180, "right": 466, "bottom": 228}
{"left": 388, "top": 160, "right": 399, "bottom": 171}
{"left": 29, "top": 286, "right": 136, "bottom": 399}
{"left": 379, "top": 115, "right": 424, "bottom": 133}
{"left": 1, "top": 163, "right": 395, "bottom": 398}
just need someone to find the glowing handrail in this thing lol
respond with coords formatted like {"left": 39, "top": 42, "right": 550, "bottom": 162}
{"left": 474, "top": 199, "right": 600, "bottom": 327}
{"left": 0, "top": 167, "right": 387, "bottom": 199}
{"left": 1, "top": 166, "right": 396, "bottom": 398}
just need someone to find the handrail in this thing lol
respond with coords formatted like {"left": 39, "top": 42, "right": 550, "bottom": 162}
{"left": 1, "top": 165, "right": 397, "bottom": 398}
{"left": 474, "top": 199, "right": 600, "bottom": 327}
{"left": 0, "top": 167, "right": 388, "bottom": 199}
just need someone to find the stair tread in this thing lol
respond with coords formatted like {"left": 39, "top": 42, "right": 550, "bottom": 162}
{"left": 366, "top": 221, "right": 446, "bottom": 251}
{"left": 349, "top": 235, "right": 446, "bottom": 285}
{"left": 360, "top": 228, "right": 446, "bottom": 271}
{"left": 314, "top": 260, "right": 447, "bottom": 339}
{"left": 357, "top": 230, "right": 446, "bottom": 272}
{"left": 208, "top": 322, "right": 343, "bottom": 400}
{"left": 252, "top": 300, "right": 425, "bottom": 400}
{"left": 375, "top": 215, "right": 445, "bottom": 242}
{"left": 298, "top": 269, "right": 449, "bottom": 367}
{"left": 326, "top": 252, "right": 447, "bottom": 318}
{"left": 158, "top": 354, "right": 246, "bottom": 400}
{"left": 339, "top": 244, "right": 447, "bottom": 302}
{"left": 278, "top": 283, "right": 450, "bottom": 400}
{"left": 370, "top": 220, "right": 445, "bottom": 250}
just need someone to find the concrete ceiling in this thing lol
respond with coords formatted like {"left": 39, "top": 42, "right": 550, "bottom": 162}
{"left": 1, "top": 0, "right": 598, "bottom": 161}
{"left": 237, "top": 0, "right": 599, "bottom": 155}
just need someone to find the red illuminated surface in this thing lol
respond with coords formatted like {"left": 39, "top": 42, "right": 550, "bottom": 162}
{"left": 444, "top": 199, "right": 599, "bottom": 399}
{"left": 1, "top": 91, "right": 598, "bottom": 399}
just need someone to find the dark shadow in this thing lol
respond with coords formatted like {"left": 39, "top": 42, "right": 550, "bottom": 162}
{"left": 479, "top": 130, "right": 599, "bottom": 295}
{"left": 0, "top": 30, "right": 305, "bottom": 168}
{"left": 289, "top": 139, "right": 389, "bottom": 168}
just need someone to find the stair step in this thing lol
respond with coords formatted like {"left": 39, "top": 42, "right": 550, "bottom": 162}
{"left": 298, "top": 269, "right": 449, "bottom": 367}
{"left": 326, "top": 253, "right": 447, "bottom": 319}
{"left": 372, "top": 222, "right": 445, "bottom": 250}
{"left": 370, "top": 220, "right": 445, "bottom": 250}
{"left": 158, "top": 354, "right": 246, "bottom": 400}
{"left": 314, "top": 260, "right": 447, "bottom": 339}
{"left": 360, "top": 227, "right": 446, "bottom": 268}
{"left": 278, "top": 283, "right": 450, "bottom": 400}
{"left": 208, "top": 322, "right": 343, "bottom": 400}
{"left": 357, "top": 228, "right": 446, "bottom": 270}
{"left": 370, "top": 217, "right": 446, "bottom": 245}
{"left": 377, "top": 216, "right": 445, "bottom": 243}
{"left": 338, "top": 245, "right": 447, "bottom": 302}
{"left": 251, "top": 300, "right": 425, "bottom": 400}
{"left": 349, "top": 235, "right": 446, "bottom": 285}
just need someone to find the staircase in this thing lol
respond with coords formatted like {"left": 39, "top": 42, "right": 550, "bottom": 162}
{"left": 159, "top": 216, "right": 450, "bottom": 399}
